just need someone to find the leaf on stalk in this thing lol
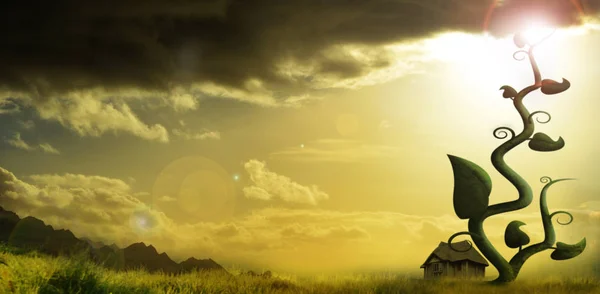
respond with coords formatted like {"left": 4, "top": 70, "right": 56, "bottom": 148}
{"left": 504, "top": 220, "right": 530, "bottom": 249}
{"left": 500, "top": 86, "right": 518, "bottom": 98}
{"left": 550, "top": 238, "right": 586, "bottom": 260}
{"left": 528, "top": 132, "right": 565, "bottom": 152}
{"left": 541, "top": 78, "right": 570, "bottom": 95}
{"left": 447, "top": 155, "right": 492, "bottom": 219}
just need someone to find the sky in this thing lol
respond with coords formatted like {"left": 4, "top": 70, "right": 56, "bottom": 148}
{"left": 0, "top": 0, "right": 599, "bottom": 278}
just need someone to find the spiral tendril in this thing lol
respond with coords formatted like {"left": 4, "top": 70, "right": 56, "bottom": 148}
{"left": 447, "top": 231, "right": 479, "bottom": 253}
{"left": 494, "top": 127, "right": 516, "bottom": 139}
{"left": 528, "top": 111, "right": 551, "bottom": 124}
{"left": 493, "top": 127, "right": 516, "bottom": 140}
{"left": 540, "top": 176, "right": 553, "bottom": 183}
{"left": 513, "top": 50, "right": 529, "bottom": 61}
{"left": 550, "top": 211, "right": 573, "bottom": 225}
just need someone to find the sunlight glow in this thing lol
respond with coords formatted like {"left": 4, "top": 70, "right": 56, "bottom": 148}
{"left": 522, "top": 22, "right": 556, "bottom": 45}
{"left": 128, "top": 209, "right": 160, "bottom": 235}
{"left": 136, "top": 216, "right": 148, "bottom": 228}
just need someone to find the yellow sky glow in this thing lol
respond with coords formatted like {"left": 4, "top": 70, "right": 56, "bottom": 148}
{"left": 0, "top": 19, "right": 599, "bottom": 279}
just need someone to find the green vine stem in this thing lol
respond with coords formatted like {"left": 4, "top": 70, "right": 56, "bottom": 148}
{"left": 465, "top": 44, "right": 541, "bottom": 283}
{"left": 446, "top": 29, "right": 584, "bottom": 284}
{"left": 509, "top": 177, "right": 575, "bottom": 274}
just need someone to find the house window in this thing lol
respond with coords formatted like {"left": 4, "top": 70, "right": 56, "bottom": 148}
{"left": 432, "top": 263, "right": 442, "bottom": 277}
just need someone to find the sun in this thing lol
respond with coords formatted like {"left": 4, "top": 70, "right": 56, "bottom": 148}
{"left": 521, "top": 22, "right": 556, "bottom": 46}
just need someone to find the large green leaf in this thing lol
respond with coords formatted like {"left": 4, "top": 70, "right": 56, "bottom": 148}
{"left": 504, "top": 220, "right": 530, "bottom": 249}
{"left": 550, "top": 238, "right": 586, "bottom": 260}
{"left": 528, "top": 132, "right": 565, "bottom": 152}
{"left": 447, "top": 155, "right": 492, "bottom": 219}
{"left": 541, "top": 78, "right": 570, "bottom": 95}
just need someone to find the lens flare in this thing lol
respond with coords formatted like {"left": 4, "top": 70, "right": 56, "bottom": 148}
{"left": 483, "top": 0, "right": 587, "bottom": 34}
{"left": 151, "top": 156, "right": 236, "bottom": 223}
{"left": 128, "top": 209, "right": 160, "bottom": 235}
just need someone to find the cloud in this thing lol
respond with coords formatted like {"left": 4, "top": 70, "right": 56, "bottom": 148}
{"left": 0, "top": 167, "right": 183, "bottom": 248}
{"left": 172, "top": 129, "right": 221, "bottom": 140}
{"left": 280, "top": 223, "right": 370, "bottom": 242}
{"left": 0, "top": 0, "right": 595, "bottom": 143}
{"left": 269, "top": 139, "right": 402, "bottom": 163}
{"left": 33, "top": 91, "right": 169, "bottom": 142}
{"left": 0, "top": 1, "right": 597, "bottom": 120}
{"left": 0, "top": 164, "right": 598, "bottom": 274}
{"left": 241, "top": 186, "right": 272, "bottom": 201}
{"left": 243, "top": 159, "right": 329, "bottom": 205}
{"left": 0, "top": 99, "right": 20, "bottom": 115}
{"left": 38, "top": 143, "right": 60, "bottom": 155}
{"left": 28, "top": 173, "right": 131, "bottom": 192}
{"left": 157, "top": 195, "right": 177, "bottom": 202}
{"left": 579, "top": 201, "right": 600, "bottom": 210}
{"left": 5, "top": 133, "right": 34, "bottom": 151}
{"left": 4, "top": 133, "right": 60, "bottom": 154}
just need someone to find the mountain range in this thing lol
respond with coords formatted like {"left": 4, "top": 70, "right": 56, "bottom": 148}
{"left": 0, "top": 206, "right": 228, "bottom": 275}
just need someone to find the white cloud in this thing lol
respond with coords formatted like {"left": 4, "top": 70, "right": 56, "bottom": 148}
{"left": 33, "top": 91, "right": 169, "bottom": 143}
{"left": 5, "top": 133, "right": 60, "bottom": 154}
{"left": 0, "top": 166, "right": 597, "bottom": 275}
{"left": 0, "top": 167, "right": 176, "bottom": 247}
{"left": 38, "top": 143, "right": 60, "bottom": 155}
{"left": 5, "top": 132, "right": 34, "bottom": 151}
{"left": 172, "top": 129, "right": 221, "bottom": 140}
{"left": 243, "top": 159, "right": 329, "bottom": 205}
{"left": 269, "top": 139, "right": 402, "bottom": 163}
{"left": 157, "top": 195, "right": 177, "bottom": 202}
{"left": 28, "top": 173, "right": 131, "bottom": 192}
{"left": 242, "top": 186, "right": 272, "bottom": 201}
{"left": 166, "top": 86, "right": 199, "bottom": 112}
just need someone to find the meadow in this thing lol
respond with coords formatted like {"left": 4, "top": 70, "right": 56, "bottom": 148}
{"left": 0, "top": 245, "right": 598, "bottom": 294}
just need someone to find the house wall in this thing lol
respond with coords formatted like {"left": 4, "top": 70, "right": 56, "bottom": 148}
{"left": 423, "top": 261, "right": 446, "bottom": 279}
{"left": 461, "top": 261, "right": 485, "bottom": 278}
{"left": 423, "top": 260, "right": 486, "bottom": 279}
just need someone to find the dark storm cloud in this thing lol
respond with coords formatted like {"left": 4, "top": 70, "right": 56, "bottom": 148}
{"left": 0, "top": 0, "right": 598, "bottom": 103}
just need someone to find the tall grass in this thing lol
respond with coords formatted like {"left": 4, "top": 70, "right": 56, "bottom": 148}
{"left": 0, "top": 247, "right": 598, "bottom": 293}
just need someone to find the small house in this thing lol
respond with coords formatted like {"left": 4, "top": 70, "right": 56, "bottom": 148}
{"left": 420, "top": 240, "right": 489, "bottom": 279}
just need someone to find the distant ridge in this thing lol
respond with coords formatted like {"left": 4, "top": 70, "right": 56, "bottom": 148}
{"left": 0, "top": 206, "right": 228, "bottom": 275}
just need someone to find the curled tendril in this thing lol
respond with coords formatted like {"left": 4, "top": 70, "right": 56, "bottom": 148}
{"left": 540, "top": 176, "right": 553, "bottom": 183}
{"left": 447, "top": 231, "right": 480, "bottom": 253}
{"left": 493, "top": 127, "right": 516, "bottom": 140}
{"left": 513, "top": 49, "right": 529, "bottom": 61}
{"left": 550, "top": 211, "right": 574, "bottom": 225}
{"left": 528, "top": 111, "right": 551, "bottom": 124}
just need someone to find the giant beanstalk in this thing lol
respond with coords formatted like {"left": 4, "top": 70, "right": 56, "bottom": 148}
{"left": 445, "top": 31, "right": 586, "bottom": 284}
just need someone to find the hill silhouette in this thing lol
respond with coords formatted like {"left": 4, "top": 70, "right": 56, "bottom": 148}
{"left": 0, "top": 206, "right": 228, "bottom": 275}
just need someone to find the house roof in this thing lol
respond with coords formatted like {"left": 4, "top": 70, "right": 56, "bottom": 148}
{"left": 420, "top": 240, "right": 489, "bottom": 268}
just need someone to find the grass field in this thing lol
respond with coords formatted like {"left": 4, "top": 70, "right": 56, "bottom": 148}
{"left": 0, "top": 247, "right": 598, "bottom": 294}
